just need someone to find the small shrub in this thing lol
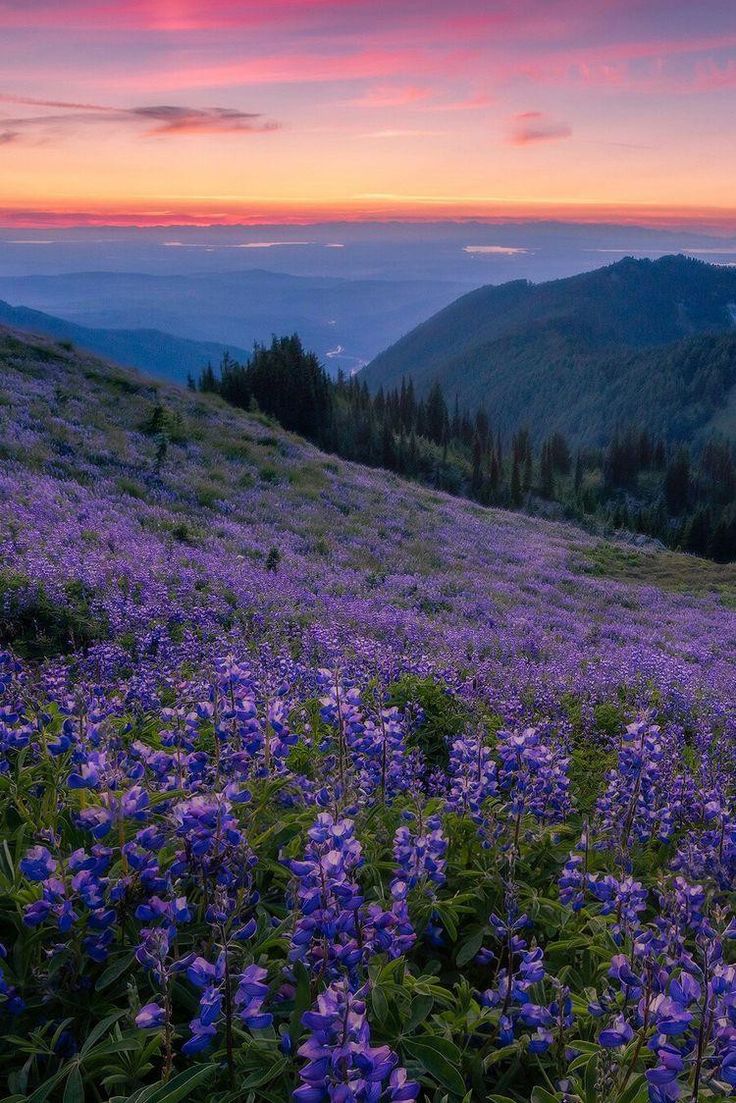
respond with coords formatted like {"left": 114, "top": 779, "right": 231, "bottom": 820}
{"left": 0, "top": 570, "right": 108, "bottom": 659}
{"left": 387, "top": 675, "right": 469, "bottom": 769}
{"left": 259, "top": 465, "right": 281, "bottom": 483}
{"left": 116, "top": 477, "right": 147, "bottom": 500}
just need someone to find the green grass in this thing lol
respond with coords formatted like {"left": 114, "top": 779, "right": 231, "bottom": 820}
{"left": 580, "top": 541, "right": 736, "bottom": 599}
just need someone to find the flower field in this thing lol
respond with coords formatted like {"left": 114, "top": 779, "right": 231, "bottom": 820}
{"left": 0, "top": 330, "right": 736, "bottom": 1102}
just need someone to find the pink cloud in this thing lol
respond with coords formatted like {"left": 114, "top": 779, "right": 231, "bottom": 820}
{"left": 0, "top": 0, "right": 364, "bottom": 31}
{"left": 509, "top": 111, "right": 572, "bottom": 145}
{"left": 3, "top": 198, "right": 736, "bottom": 233}
{"left": 511, "top": 32, "right": 736, "bottom": 93}
{"left": 0, "top": 93, "right": 109, "bottom": 110}
{"left": 346, "top": 84, "right": 432, "bottom": 108}
{"left": 430, "top": 92, "right": 494, "bottom": 112}
{"left": 344, "top": 85, "right": 492, "bottom": 112}
{"left": 106, "top": 48, "right": 475, "bottom": 92}
{"left": 0, "top": 95, "right": 280, "bottom": 140}
{"left": 0, "top": 0, "right": 484, "bottom": 34}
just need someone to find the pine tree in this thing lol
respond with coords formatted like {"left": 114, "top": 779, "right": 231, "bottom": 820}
{"left": 539, "top": 443, "right": 554, "bottom": 499}
{"left": 511, "top": 457, "right": 522, "bottom": 505}
{"left": 522, "top": 450, "right": 533, "bottom": 493}
{"left": 470, "top": 435, "right": 483, "bottom": 498}
{"left": 425, "top": 381, "right": 448, "bottom": 445}
{"left": 664, "top": 448, "right": 690, "bottom": 515}
{"left": 381, "top": 419, "right": 397, "bottom": 469}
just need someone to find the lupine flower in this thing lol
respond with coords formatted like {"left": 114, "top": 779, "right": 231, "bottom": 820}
{"left": 295, "top": 981, "right": 418, "bottom": 1102}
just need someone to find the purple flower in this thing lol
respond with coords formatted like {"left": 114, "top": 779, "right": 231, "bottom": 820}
{"left": 296, "top": 981, "right": 417, "bottom": 1102}
{"left": 20, "top": 846, "right": 56, "bottom": 882}
{"left": 135, "top": 1002, "right": 166, "bottom": 1029}
{"left": 599, "top": 1014, "right": 634, "bottom": 1048}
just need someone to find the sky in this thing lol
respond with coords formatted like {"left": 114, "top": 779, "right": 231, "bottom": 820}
{"left": 1, "top": 0, "right": 736, "bottom": 228}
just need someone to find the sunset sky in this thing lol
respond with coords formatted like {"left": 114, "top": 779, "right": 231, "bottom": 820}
{"left": 1, "top": 0, "right": 735, "bottom": 227}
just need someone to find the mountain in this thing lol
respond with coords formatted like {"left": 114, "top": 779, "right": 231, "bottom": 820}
{"left": 0, "top": 268, "right": 464, "bottom": 376}
{"left": 0, "top": 299, "right": 247, "bottom": 384}
{"left": 362, "top": 255, "right": 736, "bottom": 444}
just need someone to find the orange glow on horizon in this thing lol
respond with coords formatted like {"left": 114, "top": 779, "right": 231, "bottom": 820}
{"left": 2, "top": 197, "right": 736, "bottom": 234}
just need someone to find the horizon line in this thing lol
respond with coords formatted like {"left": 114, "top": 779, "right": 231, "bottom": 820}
{"left": 2, "top": 200, "right": 736, "bottom": 234}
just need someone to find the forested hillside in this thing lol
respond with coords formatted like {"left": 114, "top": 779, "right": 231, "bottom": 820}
{"left": 362, "top": 255, "right": 736, "bottom": 444}
{"left": 198, "top": 336, "right": 736, "bottom": 560}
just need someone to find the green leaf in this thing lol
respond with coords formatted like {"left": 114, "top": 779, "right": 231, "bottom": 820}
{"left": 568, "top": 1040, "right": 601, "bottom": 1053}
{"left": 26, "top": 1067, "right": 69, "bottom": 1103}
{"left": 435, "top": 907, "right": 458, "bottom": 942}
{"left": 371, "top": 985, "right": 389, "bottom": 1024}
{"left": 483, "top": 1042, "right": 519, "bottom": 1068}
{"left": 85, "top": 1039, "right": 144, "bottom": 1058}
{"left": 147, "top": 789, "right": 185, "bottom": 807}
{"left": 405, "top": 994, "right": 434, "bottom": 1033}
{"left": 455, "top": 929, "right": 485, "bottom": 967}
{"left": 79, "top": 1012, "right": 125, "bottom": 1058}
{"left": 63, "top": 1067, "right": 84, "bottom": 1103}
{"left": 290, "top": 961, "right": 312, "bottom": 1041}
{"left": 95, "top": 954, "right": 134, "bottom": 992}
{"left": 567, "top": 1052, "right": 595, "bottom": 1073}
{"left": 139, "top": 1065, "right": 215, "bottom": 1103}
{"left": 531, "top": 1089, "right": 560, "bottom": 1103}
{"left": 583, "top": 1051, "right": 598, "bottom": 1103}
{"left": 402, "top": 1036, "right": 466, "bottom": 1097}
{"left": 616, "top": 1075, "right": 648, "bottom": 1103}
{"left": 240, "top": 1057, "right": 288, "bottom": 1089}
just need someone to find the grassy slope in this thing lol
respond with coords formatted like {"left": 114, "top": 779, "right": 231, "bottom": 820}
{"left": 0, "top": 323, "right": 734, "bottom": 676}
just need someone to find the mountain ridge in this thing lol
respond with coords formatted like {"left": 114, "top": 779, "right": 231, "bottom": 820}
{"left": 361, "top": 255, "right": 736, "bottom": 444}
{"left": 0, "top": 299, "right": 248, "bottom": 384}
{"left": 0, "top": 267, "right": 464, "bottom": 376}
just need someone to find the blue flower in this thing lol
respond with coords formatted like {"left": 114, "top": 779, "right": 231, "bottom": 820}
{"left": 135, "top": 1002, "right": 166, "bottom": 1029}
{"left": 20, "top": 846, "right": 56, "bottom": 882}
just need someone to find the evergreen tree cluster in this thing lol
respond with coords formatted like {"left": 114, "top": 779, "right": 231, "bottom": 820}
{"left": 197, "top": 336, "right": 332, "bottom": 444}
{"left": 197, "top": 338, "right": 736, "bottom": 563}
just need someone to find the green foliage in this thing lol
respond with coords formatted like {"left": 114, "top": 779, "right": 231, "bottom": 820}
{"left": 0, "top": 570, "right": 108, "bottom": 659}
{"left": 116, "top": 477, "right": 147, "bottom": 500}
{"left": 562, "top": 699, "right": 625, "bottom": 813}
{"left": 0, "top": 703, "right": 724, "bottom": 1103}
{"left": 582, "top": 542, "right": 736, "bottom": 598}
{"left": 387, "top": 675, "right": 469, "bottom": 769}
{"left": 199, "top": 337, "right": 332, "bottom": 446}
{"left": 593, "top": 701, "right": 626, "bottom": 738}
{"left": 141, "top": 401, "right": 187, "bottom": 446}
{"left": 568, "top": 740, "right": 615, "bottom": 815}
{"left": 193, "top": 481, "right": 222, "bottom": 509}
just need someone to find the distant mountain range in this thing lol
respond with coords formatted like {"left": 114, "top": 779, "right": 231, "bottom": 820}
{"left": 0, "top": 300, "right": 246, "bottom": 384}
{"left": 0, "top": 268, "right": 463, "bottom": 377}
{"left": 361, "top": 255, "right": 736, "bottom": 444}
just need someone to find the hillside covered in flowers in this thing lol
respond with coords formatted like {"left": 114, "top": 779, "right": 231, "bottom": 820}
{"left": 1, "top": 327, "right": 736, "bottom": 1103}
